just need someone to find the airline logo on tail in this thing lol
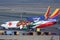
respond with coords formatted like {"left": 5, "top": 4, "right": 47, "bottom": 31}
{"left": 49, "top": 8, "right": 60, "bottom": 19}
{"left": 44, "top": 6, "right": 60, "bottom": 19}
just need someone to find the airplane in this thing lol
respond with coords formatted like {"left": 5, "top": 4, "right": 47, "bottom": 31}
{"left": 1, "top": 6, "right": 60, "bottom": 31}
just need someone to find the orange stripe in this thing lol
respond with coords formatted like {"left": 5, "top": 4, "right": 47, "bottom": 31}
{"left": 45, "top": 6, "right": 50, "bottom": 19}
{"left": 50, "top": 8, "right": 60, "bottom": 18}
{"left": 50, "top": 11, "right": 59, "bottom": 18}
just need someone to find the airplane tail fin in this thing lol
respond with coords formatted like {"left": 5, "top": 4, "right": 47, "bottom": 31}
{"left": 44, "top": 6, "right": 50, "bottom": 19}
{"left": 49, "top": 8, "right": 60, "bottom": 19}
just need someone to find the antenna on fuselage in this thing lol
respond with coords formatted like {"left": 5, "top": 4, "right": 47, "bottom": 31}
{"left": 19, "top": 13, "right": 23, "bottom": 21}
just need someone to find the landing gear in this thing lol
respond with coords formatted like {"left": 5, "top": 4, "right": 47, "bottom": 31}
{"left": 36, "top": 28, "right": 41, "bottom": 32}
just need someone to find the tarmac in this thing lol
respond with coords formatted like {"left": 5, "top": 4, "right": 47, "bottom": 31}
{"left": 0, "top": 35, "right": 60, "bottom": 40}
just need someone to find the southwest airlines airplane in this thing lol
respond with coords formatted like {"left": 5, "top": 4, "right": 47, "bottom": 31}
{"left": 1, "top": 6, "right": 60, "bottom": 30}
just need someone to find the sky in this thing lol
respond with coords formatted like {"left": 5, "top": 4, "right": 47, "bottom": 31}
{"left": 0, "top": 0, "right": 60, "bottom": 4}
{"left": 0, "top": 0, "right": 60, "bottom": 14}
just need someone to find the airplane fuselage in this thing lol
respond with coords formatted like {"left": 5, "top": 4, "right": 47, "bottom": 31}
{"left": 1, "top": 19, "right": 57, "bottom": 29}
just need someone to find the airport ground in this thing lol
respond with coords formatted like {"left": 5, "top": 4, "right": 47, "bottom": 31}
{"left": 0, "top": 35, "right": 60, "bottom": 40}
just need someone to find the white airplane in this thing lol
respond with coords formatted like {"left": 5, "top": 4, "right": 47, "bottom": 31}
{"left": 1, "top": 6, "right": 60, "bottom": 30}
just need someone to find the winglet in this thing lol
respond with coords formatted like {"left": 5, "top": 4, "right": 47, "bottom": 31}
{"left": 44, "top": 6, "right": 50, "bottom": 19}
{"left": 49, "top": 8, "right": 60, "bottom": 19}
